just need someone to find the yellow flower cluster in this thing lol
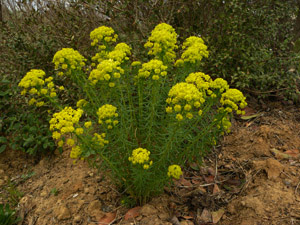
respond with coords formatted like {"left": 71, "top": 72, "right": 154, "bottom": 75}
{"left": 70, "top": 146, "right": 82, "bottom": 159}
{"left": 185, "top": 73, "right": 230, "bottom": 98}
{"left": 84, "top": 121, "right": 92, "bottom": 128}
{"left": 88, "top": 60, "right": 124, "bottom": 87}
{"left": 144, "top": 23, "right": 178, "bottom": 63}
{"left": 19, "top": 69, "right": 59, "bottom": 107}
{"left": 92, "top": 42, "right": 131, "bottom": 64}
{"left": 131, "top": 61, "right": 141, "bottom": 67}
{"left": 175, "top": 36, "right": 209, "bottom": 65}
{"left": 97, "top": 104, "right": 119, "bottom": 129}
{"left": 167, "top": 165, "right": 182, "bottom": 179}
{"left": 108, "top": 43, "right": 131, "bottom": 63}
{"left": 92, "top": 133, "right": 109, "bottom": 147}
{"left": 19, "top": 69, "right": 45, "bottom": 89}
{"left": 49, "top": 107, "right": 83, "bottom": 147}
{"left": 220, "top": 89, "right": 247, "bottom": 114}
{"left": 219, "top": 116, "right": 232, "bottom": 133}
{"left": 137, "top": 59, "right": 168, "bottom": 81}
{"left": 90, "top": 26, "right": 118, "bottom": 48}
{"left": 166, "top": 82, "right": 205, "bottom": 121}
{"left": 209, "top": 78, "right": 229, "bottom": 95}
{"left": 128, "top": 148, "right": 153, "bottom": 170}
{"left": 53, "top": 48, "right": 86, "bottom": 75}
{"left": 91, "top": 51, "right": 108, "bottom": 64}
{"left": 76, "top": 99, "right": 88, "bottom": 109}
{"left": 185, "top": 72, "right": 212, "bottom": 92}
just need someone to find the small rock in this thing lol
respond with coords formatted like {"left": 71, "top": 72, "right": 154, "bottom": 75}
{"left": 0, "top": 169, "right": 4, "bottom": 175}
{"left": 89, "top": 187, "right": 96, "bottom": 195}
{"left": 88, "top": 200, "right": 102, "bottom": 212}
{"left": 0, "top": 164, "right": 8, "bottom": 170}
{"left": 140, "top": 204, "right": 158, "bottom": 216}
{"left": 84, "top": 187, "right": 90, "bottom": 194}
{"left": 284, "top": 179, "right": 292, "bottom": 186}
{"left": 140, "top": 215, "right": 163, "bottom": 225}
{"left": 266, "top": 158, "right": 284, "bottom": 180}
{"left": 158, "top": 212, "right": 169, "bottom": 220}
{"left": 87, "top": 200, "right": 104, "bottom": 219}
{"left": 19, "top": 196, "right": 29, "bottom": 205}
{"left": 74, "top": 215, "right": 81, "bottom": 223}
{"left": 40, "top": 190, "right": 48, "bottom": 197}
{"left": 73, "top": 193, "right": 79, "bottom": 198}
{"left": 181, "top": 220, "right": 194, "bottom": 225}
{"left": 57, "top": 206, "right": 71, "bottom": 220}
{"left": 46, "top": 209, "right": 53, "bottom": 215}
{"left": 0, "top": 179, "right": 5, "bottom": 186}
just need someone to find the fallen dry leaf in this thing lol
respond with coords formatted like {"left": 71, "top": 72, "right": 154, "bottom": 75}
{"left": 170, "top": 216, "right": 181, "bottom": 225}
{"left": 204, "top": 175, "right": 215, "bottom": 183}
{"left": 212, "top": 208, "right": 225, "bottom": 223}
{"left": 124, "top": 206, "right": 141, "bottom": 220}
{"left": 284, "top": 149, "right": 300, "bottom": 158}
{"left": 182, "top": 215, "right": 194, "bottom": 220}
{"left": 98, "top": 212, "right": 116, "bottom": 225}
{"left": 270, "top": 148, "right": 290, "bottom": 159}
{"left": 241, "top": 112, "right": 262, "bottom": 120}
{"left": 207, "top": 167, "right": 216, "bottom": 176}
{"left": 189, "top": 162, "right": 200, "bottom": 170}
{"left": 225, "top": 178, "right": 241, "bottom": 186}
{"left": 242, "top": 106, "right": 256, "bottom": 116}
{"left": 198, "top": 208, "right": 212, "bottom": 223}
{"left": 213, "top": 184, "right": 221, "bottom": 195}
{"left": 177, "top": 177, "right": 193, "bottom": 187}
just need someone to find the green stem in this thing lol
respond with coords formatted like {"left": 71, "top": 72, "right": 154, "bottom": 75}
{"left": 77, "top": 135, "right": 121, "bottom": 182}
{"left": 157, "top": 122, "right": 180, "bottom": 165}
{"left": 138, "top": 79, "right": 144, "bottom": 140}
{"left": 124, "top": 72, "right": 136, "bottom": 127}
{"left": 146, "top": 84, "right": 157, "bottom": 147}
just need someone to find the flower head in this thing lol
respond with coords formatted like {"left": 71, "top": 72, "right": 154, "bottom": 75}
{"left": 76, "top": 99, "right": 88, "bottom": 108}
{"left": 97, "top": 104, "right": 118, "bottom": 129}
{"left": 49, "top": 106, "right": 83, "bottom": 135}
{"left": 167, "top": 165, "right": 182, "bottom": 179}
{"left": 53, "top": 48, "right": 86, "bottom": 73}
{"left": 176, "top": 36, "right": 209, "bottom": 65}
{"left": 128, "top": 148, "right": 152, "bottom": 169}
{"left": 93, "top": 133, "right": 109, "bottom": 147}
{"left": 167, "top": 82, "right": 205, "bottom": 120}
{"left": 90, "top": 26, "right": 118, "bottom": 47}
{"left": 89, "top": 60, "right": 123, "bottom": 86}
{"left": 220, "top": 89, "right": 247, "bottom": 114}
{"left": 19, "top": 69, "right": 58, "bottom": 107}
{"left": 137, "top": 59, "right": 167, "bottom": 81}
{"left": 108, "top": 43, "right": 131, "bottom": 63}
{"left": 144, "top": 23, "right": 177, "bottom": 63}
{"left": 209, "top": 78, "right": 229, "bottom": 94}
{"left": 185, "top": 72, "right": 212, "bottom": 93}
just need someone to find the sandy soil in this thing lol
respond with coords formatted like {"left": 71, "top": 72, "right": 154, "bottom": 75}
{"left": 1, "top": 101, "right": 300, "bottom": 225}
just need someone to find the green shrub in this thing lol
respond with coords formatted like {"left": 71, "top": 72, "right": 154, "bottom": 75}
{"left": 19, "top": 23, "right": 247, "bottom": 204}
{"left": 0, "top": 74, "right": 56, "bottom": 156}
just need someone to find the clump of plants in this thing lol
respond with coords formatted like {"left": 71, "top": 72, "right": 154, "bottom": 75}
{"left": 0, "top": 204, "right": 20, "bottom": 225}
{"left": 18, "top": 23, "right": 247, "bottom": 204}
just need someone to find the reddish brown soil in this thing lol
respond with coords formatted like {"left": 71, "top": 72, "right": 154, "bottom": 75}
{"left": 1, "top": 101, "right": 300, "bottom": 225}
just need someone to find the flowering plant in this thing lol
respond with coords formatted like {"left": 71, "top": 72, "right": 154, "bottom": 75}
{"left": 19, "top": 23, "right": 246, "bottom": 204}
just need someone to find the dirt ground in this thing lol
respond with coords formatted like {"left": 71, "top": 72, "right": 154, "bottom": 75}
{"left": 1, "top": 100, "right": 300, "bottom": 225}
